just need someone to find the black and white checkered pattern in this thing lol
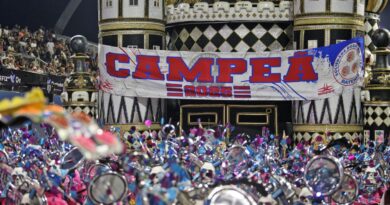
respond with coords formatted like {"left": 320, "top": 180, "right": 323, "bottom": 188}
{"left": 365, "top": 14, "right": 380, "bottom": 52}
{"left": 363, "top": 105, "right": 390, "bottom": 140}
{"left": 62, "top": 89, "right": 97, "bottom": 118}
{"left": 167, "top": 22, "right": 293, "bottom": 52}
{"left": 364, "top": 106, "right": 390, "bottom": 127}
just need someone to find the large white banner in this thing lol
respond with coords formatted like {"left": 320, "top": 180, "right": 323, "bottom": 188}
{"left": 98, "top": 38, "right": 364, "bottom": 101}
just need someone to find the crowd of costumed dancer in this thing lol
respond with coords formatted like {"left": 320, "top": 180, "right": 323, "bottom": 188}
{"left": 0, "top": 88, "right": 389, "bottom": 205}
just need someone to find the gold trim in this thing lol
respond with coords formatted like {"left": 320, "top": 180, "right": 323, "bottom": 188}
{"left": 364, "top": 86, "right": 390, "bottom": 90}
{"left": 188, "top": 112, "right": 218, "bottom": 125}
{"left": 363, "top": 101, "right": 390, "bottom": 106}
{"left": 180, "top": 104, "right": 226, "bottom": 109}
{"left": 227, "top": 105, "right": 278, "bottom": 136}
{"left": 99, "top": 18, "right": 165, "bottom": 24}
{"left": 294, "top": 17, "right": 364, "bottom": 27}
{"left": 373, "top": 49, "right": 390, "bottom": 54}
{"left": 236, "top": 112, "right": 269, "bottom": 125}
{"left": 294, "top": 12, "right": 364, "bottom": 18}
{"left": 100, "top": 30, "right": 165, "bottom": 37}
{"left": 101, "top": 28, "right": 165, "bottom": 34}
{"left": 99, "top": 21, "right": 165, "bottom": 32}
{"left": 294, "top": 24, "right": 364, "bottom": 31}
{"left": 180, "top": 104, "right": 226, "bottom": 132}
{"left": 293, "top": 124, "right": 363, "bottom": 133}
{"left": 227, "top": 105, "right": 277, "bottom": 108}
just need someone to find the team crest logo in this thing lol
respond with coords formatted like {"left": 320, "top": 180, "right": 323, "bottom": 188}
{"left": 333, "top": 43, "right": 362, "bottom": 86}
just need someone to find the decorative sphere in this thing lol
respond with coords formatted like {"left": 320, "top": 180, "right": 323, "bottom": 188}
{"left": 69, "top": 35, "right": 88, "bottom": 53}
{"left": 372, "top": 28, "right": 390, "bottom": 48}
{"left": 144, "top": 119, "right": 152, "bottom": 127}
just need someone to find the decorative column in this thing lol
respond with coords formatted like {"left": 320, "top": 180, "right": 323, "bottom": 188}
{"left": 362, "top": 0, "right": 389, "bottom": 143}
{"left": 292, "top": 0, "right": 365, "bottom": 142}
{"left": 98, "top": 0, "right": 166, "bottom": 130}
{"left": 363, "top": 28, "right": 390, "bottom": 143}
{"left": 364, "top": 0, "right": 388, "bottom": 53}
{"left": 364, "top": 0, "right": 388, "bottom": 82}
{"left": 365, "top": 13, "right": 380, "bottom": 53}
{"left": 61, "top": 35, "right": 97, "bottom": 117}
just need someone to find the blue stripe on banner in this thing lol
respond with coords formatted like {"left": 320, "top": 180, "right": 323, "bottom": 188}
{"left": 283, "top": 82, "right": 308, "bottom": 101}
{"left": 272, "top": 83, "right": 292, "bottom": 99}
{"left": 270, "top": 86, "right": 287, "bottom": 100}
{"left": 277, "top": 83, "right": 293, "bottom": 99}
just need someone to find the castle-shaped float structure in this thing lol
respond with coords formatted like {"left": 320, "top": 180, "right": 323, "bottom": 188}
{"left": 90, "top": 0, "right": 389, "bottom": 142}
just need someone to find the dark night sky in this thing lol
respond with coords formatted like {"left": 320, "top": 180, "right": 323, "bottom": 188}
{"left": 0, "top": 0, "right": 389, "bottom": 43}
{"left": 0, "top": 0, "right": 98, "bottom": 42}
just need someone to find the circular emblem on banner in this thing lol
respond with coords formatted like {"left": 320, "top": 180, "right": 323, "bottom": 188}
{"left": 333, "top": 43, "right": 362, "bottom": 86}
